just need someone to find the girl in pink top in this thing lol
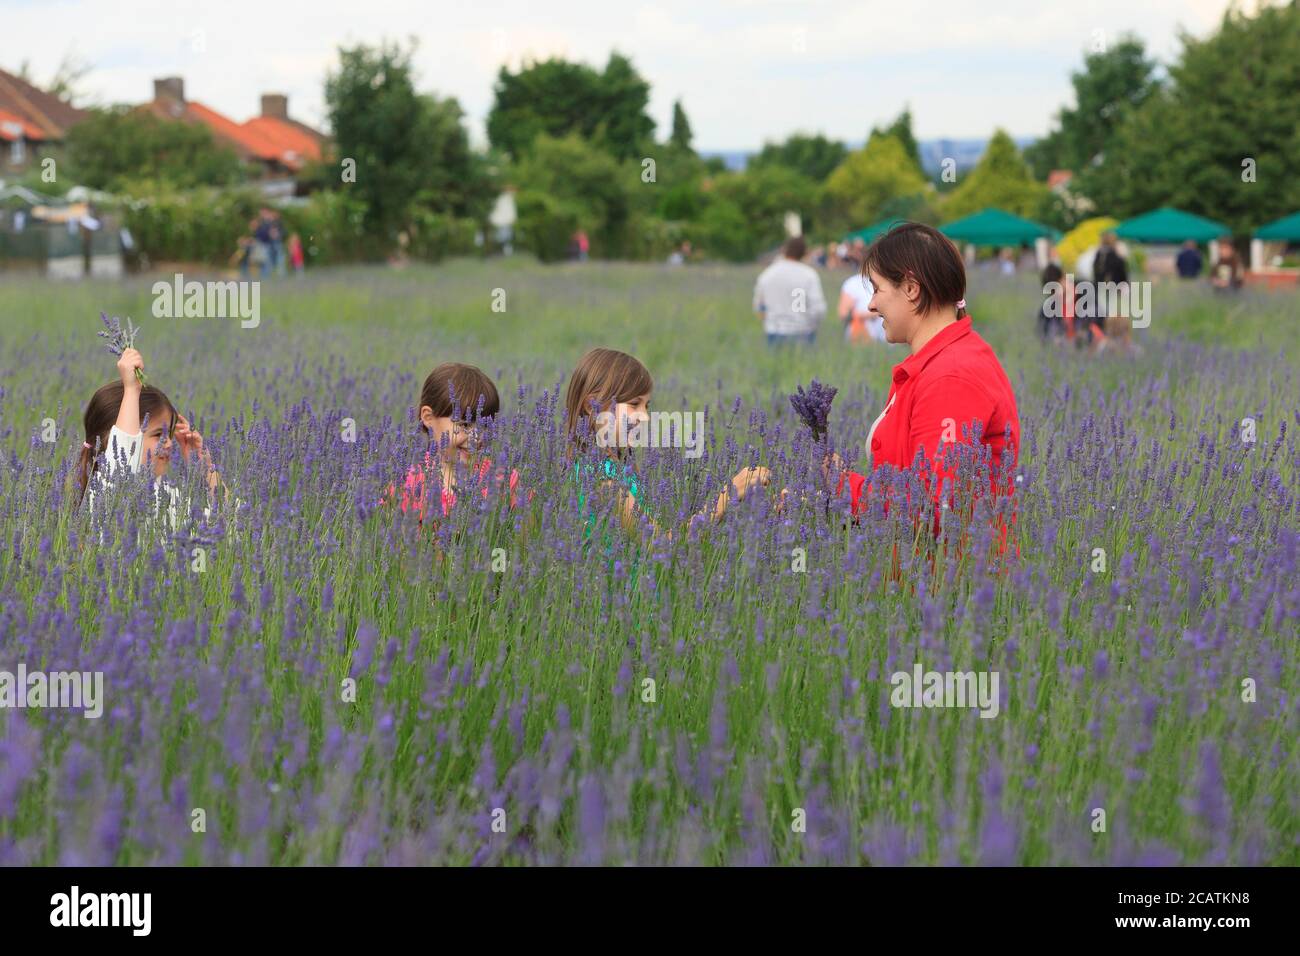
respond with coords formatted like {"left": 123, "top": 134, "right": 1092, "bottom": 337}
{"left": 384, "top": 363, "right": 522, "bottom": 524}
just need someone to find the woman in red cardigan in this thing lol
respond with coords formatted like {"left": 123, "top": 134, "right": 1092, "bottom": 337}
{"left": 836, "top": 224, "right": 1020, "bottom": 549}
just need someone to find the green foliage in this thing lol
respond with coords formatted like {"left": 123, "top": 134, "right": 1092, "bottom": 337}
{"left": 117, "top": 184, "right": 265, "bottom": 265}
{"left": 748, "top": 132, "right": 848, "bottom": 183}
{"left": 285, "top": 190, "right": 377, "bottom": 266}
{"left": 1023, "top": 36, "right": 1159, "bottom": 180}
{"left": 943, "top": 130, "right": 1049, "bottom": 220}
{"left": 510, "top": 133, "right": 637, "bottom": 258}
{"left": 669, "top": 100, "right": 694, "bottom": 152}
{"left": 514, "top": 189, "right": 581, "bottom": 263}
{"left": 712, "top": 164, "right": 820, "bottom": 248}
{"left": 65, "top": 107, "right": 246, "bottom": 191}
{"left": 822, "top": 134, "right": 930, "bottom": 233}
{"left": 870, "top": 109, "right": 923, "bottom": 172}
{"left": 688, "top": 196, "right": 759, "bottom": 262}
{"left": 487, "top": 52, "right": 656, "bottom": 161}
{"left": 1081, "top": 4, "right": 1300, "bottom": 233}
{"left": 325, "top": 39, "right": 494, "bottom": 255}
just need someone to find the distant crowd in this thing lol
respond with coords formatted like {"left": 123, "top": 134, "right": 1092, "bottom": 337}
{"left": 232, "top": 207, "right": 306, "bottom": 278}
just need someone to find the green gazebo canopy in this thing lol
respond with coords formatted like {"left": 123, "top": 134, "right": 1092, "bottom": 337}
{"left": 844, "top": 218, "right": 906, "bottom": 244}
{"left": 1254, "top": 211, "right": 1300, "bottom": 241}
{"left": 939, "top": 208, "right": 1059, "bottom": 246}
{"left": 1114, "top": 207, "right": 1229, "bottom": 243}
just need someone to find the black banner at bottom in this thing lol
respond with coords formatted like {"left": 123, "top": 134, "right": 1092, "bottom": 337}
{"left": 0, "top": 865, "right": 1286, "bottom": 942}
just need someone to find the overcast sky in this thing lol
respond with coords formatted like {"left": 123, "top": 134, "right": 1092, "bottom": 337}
{"left": 3, "top": 0, "right": 1237, "bottom": 150}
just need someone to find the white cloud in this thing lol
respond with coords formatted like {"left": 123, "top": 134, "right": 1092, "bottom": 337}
{"left": 3, "top": 0, "right": 1238, "bottom": 147}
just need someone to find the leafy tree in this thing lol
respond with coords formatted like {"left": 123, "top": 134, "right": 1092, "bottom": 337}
{"left": 870, "top": 108, "right": 922, "bottom": 172}
{"left": 1080, "top": 4, "right": 1300, "bottom": 232}
{"left": 510, "top": 133, "right": 636, "bottom": 257}
{"left": 749, "top": 133, "right": 847, "bottom": 183}
{"left": 669, "top": 100, "right": 694, "bottom": 152}
{"left": 487, "top": 52, "right": 656, "bottom": 161}
{"left": 942, "top": 129, "right": 1048, "bottom": 220}
{"left": 325, "top": 39, "right": 494, "bottom": 255}
{"left": 712, "top": 164, "right": 820, "bottom": 249}
{"left": 822, "top": 134, "right": 930, "bottom": 233}
{"left": 65, "top": 107, "right": 245, "bottom": 191}
{"left": 17, "top": 52, "right": 95, "bottom": 107}
{"left": 1023, "top": 36, "right": 1159, "bottom": 179}
{"left": 689, "top": 196, "right": 755, "bottom": 262}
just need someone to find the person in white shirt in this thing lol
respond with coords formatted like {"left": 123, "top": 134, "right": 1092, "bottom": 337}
{"left": 75, "top": 347, "right": 222, "bottom": 531}
{"left": 752, "top": 236, "right": 827, "bottom": 346}
{"left": 838, "top": 271, "right": 886, "bottom": 343}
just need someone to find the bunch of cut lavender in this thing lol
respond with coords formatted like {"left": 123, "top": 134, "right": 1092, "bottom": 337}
{"left": 789, "top": 379, "right": 837, "bottom": 443}
{"left": 98, "top": 312, "right": 146, "bottom": 386}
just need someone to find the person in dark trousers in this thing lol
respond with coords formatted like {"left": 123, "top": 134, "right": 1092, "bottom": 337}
{"left": 1088, "top": 232, "right": 1131, "bottom": 352}
{"left": 1176, "top": 240, "right": 1203, "bottom": 279}
{"left": 1037, "top": 263, "right": 1066, "bottom": 341}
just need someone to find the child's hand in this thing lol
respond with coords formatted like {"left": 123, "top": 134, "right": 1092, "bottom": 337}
{"left": 730, "top": 466, "right": 771, "bottom": 501}
{"left": 117, "top": 348, "right": 144, "bottom": 390}
{"left": 174, "top": 415, "right": 206, "bottom": 463}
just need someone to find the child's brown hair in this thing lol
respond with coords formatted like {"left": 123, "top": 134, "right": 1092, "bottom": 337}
{"left": 419, "top": 363, "right": 500, "bottom": 431}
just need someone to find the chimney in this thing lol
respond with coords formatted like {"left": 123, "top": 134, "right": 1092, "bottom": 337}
{"left": 154, "top": 76, "right": 185, "bottom": 103}
{"left": 261, "top": 94, "right": 288, "bottom": 120}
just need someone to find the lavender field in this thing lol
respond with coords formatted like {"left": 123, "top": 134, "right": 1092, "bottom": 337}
{"left": 0, "top": 261, "right": 1296, "bottom": 865}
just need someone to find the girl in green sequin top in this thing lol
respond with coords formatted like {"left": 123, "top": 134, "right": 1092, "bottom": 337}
{"left": 564, "top": 347, "right": 773, "bottom": 541}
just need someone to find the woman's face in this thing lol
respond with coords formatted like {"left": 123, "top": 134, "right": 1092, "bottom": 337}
{"left": 866, "top": 269, "right": 920, "bottom": 345}
{"left": 141, "top": 409, "right": 174, "bottom": 478}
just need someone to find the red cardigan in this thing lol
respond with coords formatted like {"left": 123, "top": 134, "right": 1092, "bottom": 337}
{"left": 840, "top": 317, "right": 1019, "bottom": 516}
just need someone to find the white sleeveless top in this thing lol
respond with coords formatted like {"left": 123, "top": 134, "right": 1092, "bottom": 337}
{"left": 865, "top": 394, "right": 896, "bottom": 469}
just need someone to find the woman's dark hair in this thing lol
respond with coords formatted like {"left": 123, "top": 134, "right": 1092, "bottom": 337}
{"left": 74, "top": 381, "right": 177, "bottom": 506}
{"left": 564, "top": 347, "right": 653, "bottom": 442}
{"left": 419, "top": 363, "right": 500, "bottom": 430}
{"left": 862, "top": 222, "right": 968, "bottom": 318}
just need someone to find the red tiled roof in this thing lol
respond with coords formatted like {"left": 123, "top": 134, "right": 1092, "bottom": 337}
{"left": 0, "top": 107, "right": 47, "bottom": 141}
{"left": 1047, "top": 169, "right": 1074, "bottom": 189}
{"left": 0, "top": 67, "right": 88, "bottom": 139}
{"left": 242, "top": 116, "right": 322, "bottom": 166}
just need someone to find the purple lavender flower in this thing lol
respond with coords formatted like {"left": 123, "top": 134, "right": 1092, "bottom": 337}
{"left": 97, "top": 312, "right": 146, "bottom": 386}
{"left": 789, "top": 380, "right": 837, "bottom": 442}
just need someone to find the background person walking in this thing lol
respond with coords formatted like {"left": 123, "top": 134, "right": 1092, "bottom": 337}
{"left": 753, "top": 236, "right": 826, "bottom": 346}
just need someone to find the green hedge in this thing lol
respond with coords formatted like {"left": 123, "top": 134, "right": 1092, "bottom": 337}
{"left": 117, "top": 184, "right": 477, "bottom": 268}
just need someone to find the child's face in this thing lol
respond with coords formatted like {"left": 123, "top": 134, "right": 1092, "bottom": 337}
{"left": 422, "top": 409, "right": 481, "bottom": 465}
{"left": 141, "top": 410, "right": 175, "bottom": 477}
{"left": 608, "top": 392, "right": 650, "bottom": 449}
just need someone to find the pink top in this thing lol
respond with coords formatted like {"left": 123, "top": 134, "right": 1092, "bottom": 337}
{"left": 384, "top": 454, "right": 522, "bottom": 524}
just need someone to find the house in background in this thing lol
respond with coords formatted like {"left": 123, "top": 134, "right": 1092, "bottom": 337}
{"left": 141, "top": 77, "right": 327, "bottom": 196}
{"left": 0, "top": 67, "right": 88, "bottom": 178}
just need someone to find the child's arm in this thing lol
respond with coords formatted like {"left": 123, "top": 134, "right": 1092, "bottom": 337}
{"left": 612, "top": 465, "right": 772, "bottom": 541}
{"left": 114, "top": 348, "right": 143, "bottom": 435}
{"left": 106, "top": 348, "right": 145, "bottom": 475}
